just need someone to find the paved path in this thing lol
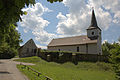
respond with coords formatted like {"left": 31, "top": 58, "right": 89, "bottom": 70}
{"left": 0, "top": 59, "right": 34, "bottom": 80}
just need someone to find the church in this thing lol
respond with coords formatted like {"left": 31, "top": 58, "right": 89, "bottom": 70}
{"left": 47, "top": 9, "right": 102, "bottom": 55}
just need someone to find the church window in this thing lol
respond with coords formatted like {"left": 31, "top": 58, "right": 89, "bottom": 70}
{"left": 77, "top": 47, "right": 79, "bottom": 52}
{"left": 58, "top": 49, "right": 60, "bottom": 51}
{"left": 92, "top": 32, "right": 94, "bottom": 35}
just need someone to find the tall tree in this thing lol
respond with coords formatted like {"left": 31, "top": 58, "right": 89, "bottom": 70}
{"left": 0, "top": 0, "right": 63, "bottom": 58}
{"left": 110, "top": 45, "right": 120, "bottom": 80}
{"left": 102, "top": 41, "right": 114, "bottom": 55}
{"left": 0, "top": 0, "right": 63, "bottom": 28}
{"left": 0, "top": 0, "right": 63, "bottom": 43}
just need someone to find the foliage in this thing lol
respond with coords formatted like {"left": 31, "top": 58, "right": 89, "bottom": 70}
{"left": 102, "top": 41, "right": 114, "bottom": 55}
{"left": 0, "top": 0, "right": 62, "bottom": 28}
{"left": 110, "top": 45, "right": 120, "bottom": 80}
{"left": 110, "top": 45, "right": 120, "bottom": 63}
{"left": 0, "top": 23, "right": 22, "bottom": 58}
{"left": 40, "top": 50, "right": 82, "bottom": 54}
{"left": 0, "top": 0, "right": 35, "bottom": 28}
{"left": 15, "top": 56, "right": 116, "bottom": 80}
{"left": 0, "top": 42, "right": 18, "bottom": 59}
{"left": 102, "top": 44, "right": 110, "bottom": 55}
{"left": 5, "top": 24, "right": 22, "bottom": 49}
{"left": 102, "top": 40, "right": 120, "bottom": 80}
{"left": 47, "top": 0, "right": 63, "bottom": 3}
{"left": 0, "top": 0, "right": 63, "bottom": 59}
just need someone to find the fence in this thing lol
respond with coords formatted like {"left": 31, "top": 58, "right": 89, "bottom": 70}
{"left": 20, "top": 63, "right": 53, "bottom": 80}
{"left": 38, "top": 51, "right": 109, "bottom": 63}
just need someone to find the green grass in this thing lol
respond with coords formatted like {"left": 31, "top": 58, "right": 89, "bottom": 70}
{"left": 17, "top": 65, "right": 46, "bottom": 80}
{"left": 15, "top": 56, "right": 116, "bottom": 80}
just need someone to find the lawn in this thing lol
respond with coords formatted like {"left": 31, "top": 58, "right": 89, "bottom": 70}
{"left": 15, "top": 56, "right": 116, "bottom": 80}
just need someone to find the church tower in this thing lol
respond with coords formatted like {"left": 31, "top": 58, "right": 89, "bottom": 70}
{"left": 87, "top": 9, "right": 102, "bottom": 55}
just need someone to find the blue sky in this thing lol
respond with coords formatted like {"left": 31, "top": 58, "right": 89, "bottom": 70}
{"left": 18, "top": 0, "right": 120, "bottom": 49}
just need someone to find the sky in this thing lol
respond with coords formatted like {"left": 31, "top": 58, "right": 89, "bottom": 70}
{"left": 18, "top": 0, "right": 120, "bottom": 49}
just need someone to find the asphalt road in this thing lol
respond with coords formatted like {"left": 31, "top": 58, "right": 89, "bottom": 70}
{"left": 0, "top": 59, "right": 29, "bottom": 80}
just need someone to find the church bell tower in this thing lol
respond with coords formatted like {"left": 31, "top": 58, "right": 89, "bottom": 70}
{"left": 87, "top": 9, "right": 102, "bottom": 55}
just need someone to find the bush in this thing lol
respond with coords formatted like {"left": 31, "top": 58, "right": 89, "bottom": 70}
{"left": 110, "top": 44, "right": 120, "bottom": 80}
{"left": 0, "top": 43, "right": 18, "bottom": 59}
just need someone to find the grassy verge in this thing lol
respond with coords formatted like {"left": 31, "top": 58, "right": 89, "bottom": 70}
{"left": 15, "top": 56, "right": 116, "bottom": 80}
{"left": 17, "top": 65, "right": 46, "bottom": 80}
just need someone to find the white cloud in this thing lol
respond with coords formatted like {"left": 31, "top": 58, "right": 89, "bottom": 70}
{"left": 57, "top": 0, "right": 120, "bottom": 36}
{"left": 36, "top": 44, "right": 47, "bottom": 49}
{"left": 20, "top": 3, "right": 56, "bottom": 45}
{"left": 102, "top": 40, "right": 108, "bottom": 44}
{"left": 19, "top": 1, "right": 120, "bottom": 46}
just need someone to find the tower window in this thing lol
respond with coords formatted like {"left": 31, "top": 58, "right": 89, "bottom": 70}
{"left": 92, "top": 32, "right": 94, "bottom": 35}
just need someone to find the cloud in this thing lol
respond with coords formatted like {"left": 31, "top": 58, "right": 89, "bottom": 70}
{"left": 36, "top": 44, "right": 47, "bottom": 49}
{"left": 19, "top": 1, "right": 120, "bottom": 46}
{"left": 57, "top": 0, "right": 120, "bottom": 36}
{"left": 102, "top": 40, "right": 108, "bottom": 44}
{"left": 19, "top": 3, "right": 56, "bottom": 45}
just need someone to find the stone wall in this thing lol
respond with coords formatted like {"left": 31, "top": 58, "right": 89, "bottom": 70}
{"left": 38, "top": 51, "right": 108, "bottom": 63}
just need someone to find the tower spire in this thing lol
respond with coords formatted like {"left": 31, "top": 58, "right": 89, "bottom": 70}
{"left": 89, "top": 9, "right": 98, "bottom": 28}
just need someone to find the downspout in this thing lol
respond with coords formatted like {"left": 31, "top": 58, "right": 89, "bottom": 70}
{"left": 86, "top": 44, "right": 88, "bottom": 54}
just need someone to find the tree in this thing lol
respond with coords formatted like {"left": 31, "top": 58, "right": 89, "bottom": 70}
{"left": 0, "top": 24, "right": 22, "bottom": 58}
{"left": 102, "top": 41, "right": 113, "bottom": 55}
{"left": 0, "top": 42, "right": 18, "bottom": 59}
{"left": 47, "top": 0, "right": 63, "bottom": 3}
{"left": 108, "top": 40, "right": 120, "bottom": 80}
{"left": 0, "top": 0, "right": 63, "bottom": 42}
{"left": 0, "top": 0, "right": 62, "bottom": 28}
{"left": 0, "top": 0, "right": 63, "bottom": 58}
{"left": 110, "top": 45, "right": 120, "bottom": 80}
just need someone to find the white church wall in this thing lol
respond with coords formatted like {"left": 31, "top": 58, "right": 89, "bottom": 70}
{"left": 48, "top": 45, "right": 78, "bottom": 52}
{"left": 48, "top": 43, "right": 98, "bottom": 54}
{"left": 88, "top": 43, "right": 97, "bottom": 54}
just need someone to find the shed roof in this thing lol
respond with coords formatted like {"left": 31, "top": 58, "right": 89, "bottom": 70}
{"left": 19, "top": 39, "right": 37, "bottom": 50}
{"left": 48, "top": 35, "right": 97, "bottom": 47}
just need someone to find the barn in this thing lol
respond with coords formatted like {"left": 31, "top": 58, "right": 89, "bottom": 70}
{"left": 18, "top": 39, "right": 37, "bottom": 57}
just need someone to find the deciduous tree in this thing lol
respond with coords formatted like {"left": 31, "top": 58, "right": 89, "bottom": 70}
{"left": 0, "top": 0, "right": 63, "bottom": 58}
